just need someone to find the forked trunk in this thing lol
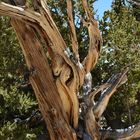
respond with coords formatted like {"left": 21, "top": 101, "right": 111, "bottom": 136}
{"left": 0, "top": 0, "right": 139, "bottom": 140}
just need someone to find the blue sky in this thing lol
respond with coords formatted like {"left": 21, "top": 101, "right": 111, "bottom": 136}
{"left": 94, "top": 0, "right": 112, "bottom": 19}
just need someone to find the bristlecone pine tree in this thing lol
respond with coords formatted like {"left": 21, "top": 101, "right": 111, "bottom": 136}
{"left": 0, "top": 0, "right": 140, "bottom": 139}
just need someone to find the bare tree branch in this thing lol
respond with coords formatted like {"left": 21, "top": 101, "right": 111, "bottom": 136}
{"left": 0, "top": 2, "right": 40, "bottom": 21}
{"left": 88, "top": 83, "right": 110, "bottom": 102}
{"left": 81, "top": 0, "right": 102, "bottom": 73}
{"left": 66, "top": 0, "right": 79, "bottom": 60}
{"left": 101, "top": 122, "right": 140, "bottom": 139}
{"left": 83, "top": 84, "right": 110, "bottom": 140}
{"left": 94, "top": 67, "right": 129, "bottom": 119}
{"left": 81, "top": 0, "right": 93, "bottom": 20}
{"left": 127, "top": 0, "right": 140, "bottom": 6}
{"left": 79, "top": 83, "right": 110, "bottom": 139}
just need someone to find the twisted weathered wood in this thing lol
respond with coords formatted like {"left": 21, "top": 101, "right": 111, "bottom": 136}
{"left": 1, "top": 1, "right": 140, "bottom": 140}
{"left": 0, "top": 1, "right": 84, "bottom": 129}
{"left": 82, "top": 0, "right": 102, "bottom": 73}
{"left": 11, "top": 19, "right": 76, "bottom": 140}
{"left": 67, "top": 0, "right": 79, "bottom": 60}
{"left": 101, "top": 122, "right": 140, "bottom": 139}
{"left": 128, "top": 0, "right": 140, "bottom": 6}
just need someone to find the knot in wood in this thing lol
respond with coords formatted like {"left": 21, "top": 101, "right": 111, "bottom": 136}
{"left": 50, "top": 107, "right": 57, "bottom": 116}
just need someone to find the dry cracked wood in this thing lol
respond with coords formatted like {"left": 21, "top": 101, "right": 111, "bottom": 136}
{"left": 94, "top": 68, "right": 129, "bottom": 119}
{"left": 11, "top": 19, "right": 76, "bottom": 140}
{"left": 82, "top": 0, "right": 102, "bottom": 74}
{"left": 67, "top": 0, "right": 79, "bottom": 60}
{"left": 0, "top": 1, "right": 84, "bottom": 129}
{"left": 81, "top": 67, "right": 129, "bottom": 139}
{"left": 1, "top": 1, "right": 140, "bottom": 140}
{"left": 101, "top": 122, "right": 140, "bottom": 139}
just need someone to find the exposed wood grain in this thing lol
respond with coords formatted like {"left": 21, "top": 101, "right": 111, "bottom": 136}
{"left": 66, "top": 0, "right": 79, "bottom": 60}
{"left": 82, "top": 0, "right": 102, "bottom": 73}
{"left": 1, "top": 1, "right": 139, "bottom": 140}
{"left": 11, "top": 19, "right": 76, "bottom": 140}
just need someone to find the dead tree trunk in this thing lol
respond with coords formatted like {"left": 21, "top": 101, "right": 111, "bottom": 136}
{"left": 0, "top": 0, "right": 140, "bottom": 139}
